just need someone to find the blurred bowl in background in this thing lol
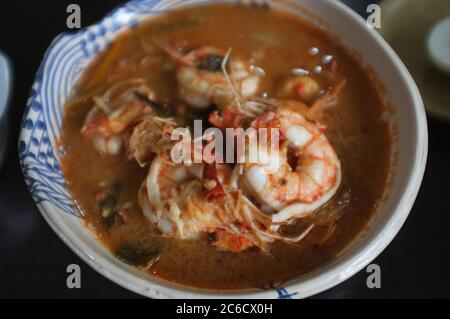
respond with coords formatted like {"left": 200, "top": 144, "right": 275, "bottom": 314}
{"left": 0, "top": 51, "right": 12, "bottom": 169}
{"left": 427, "top": 16, "right": 450, "bottom": 76}
{"left": 380, "top": 0, "right": 450, "bottom": 121}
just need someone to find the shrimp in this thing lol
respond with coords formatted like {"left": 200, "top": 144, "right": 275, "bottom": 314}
{"left": 139, "top": 156, "right": 315, "bottom": 252}
{"left": 128, "top": 114, "right": 179, "bottom": 166}
{"left": 277, "top": 76, "right": 320, "bottom": 104}
{"left": 81, "top": 106, "right": 125, "bottom": 155}
{"left": 138, "top": 157, "right": 256, "bottom": 252}
{"left": 155, "top": 41, "right": 261, "bottom": 109}
{"left": 234, "top": 104, "right": 342, "bottom": 224}
{"left": 81, "top": 79, "right": 157, "bottom": 155}
{"left": 277, "top": 76, "right": 347, "bottom": 114}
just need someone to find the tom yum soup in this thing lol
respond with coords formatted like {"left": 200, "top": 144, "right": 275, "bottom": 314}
{"left": 61, "top": 3, "right": 391, "bottom": 290}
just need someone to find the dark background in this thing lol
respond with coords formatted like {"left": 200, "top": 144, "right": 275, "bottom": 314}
{"left": 0, "top": 0, "right": 447, "bottom": 299}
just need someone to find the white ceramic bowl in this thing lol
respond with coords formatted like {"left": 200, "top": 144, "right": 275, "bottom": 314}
{"left": 19, "top": 0, "right": 428, "bottom": 299}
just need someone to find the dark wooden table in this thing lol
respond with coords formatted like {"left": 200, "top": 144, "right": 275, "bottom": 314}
{"left": 0, "top": 0, "right": 447, "bottom": 299}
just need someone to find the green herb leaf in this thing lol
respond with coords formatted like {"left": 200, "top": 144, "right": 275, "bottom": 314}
{"left": 134, "top": 92, "right": 172, "bottom": 116}
{"left": 99, "top": 181, "right": 123, "bottom": 228}
{"left": 115, "top": 243, "right": 163, "bottom": 268}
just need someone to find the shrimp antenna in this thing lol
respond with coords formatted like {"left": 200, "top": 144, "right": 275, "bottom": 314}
{"left": 222, "top": 47, "right": 243, "bottom": 110}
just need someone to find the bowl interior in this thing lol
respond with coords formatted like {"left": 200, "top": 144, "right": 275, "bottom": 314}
{"left": 19, "top": 0, "right": 427, "bottom": 299}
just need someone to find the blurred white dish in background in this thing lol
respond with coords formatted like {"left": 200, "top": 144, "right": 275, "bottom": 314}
{"left": 427, "top": 17, "right": 450, "bottom": 76}
{"left": 380, "top": 0, "right": 450, "bottom": 121}
{"left": 0, "top": 52, "right": 11, "bottom": 118}
{"left": 0, "top": 52, "right": 12, "bottom": 168}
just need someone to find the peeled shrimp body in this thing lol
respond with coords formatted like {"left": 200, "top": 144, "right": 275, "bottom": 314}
{"left": 160, "top": 45, "right": 261, "bottom": 109}
{"left": 138, "top": 157, "right": 258, "bottom": 252}
{"left": 81, "top": 79, "right": 155, "bottom": 155}
{"left": 128, "top": 114, "right": 178, "bottom": 167}
{"left": 235, "top": 106, "right": 341, "bottom": 223}
{"left": 139, "top": 158, "right": 211, "bottom": 239}
{"left": 139, "top": 156, "right": 312, "bottom": 252}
